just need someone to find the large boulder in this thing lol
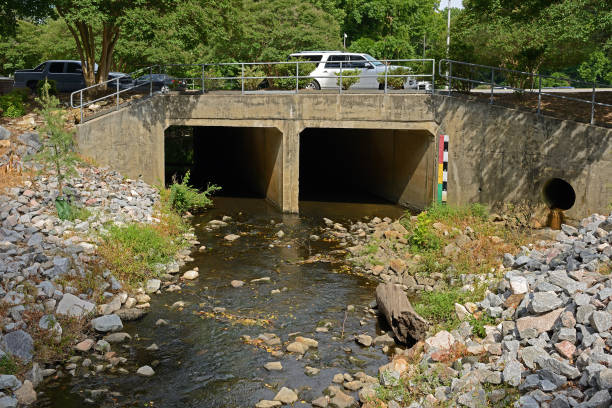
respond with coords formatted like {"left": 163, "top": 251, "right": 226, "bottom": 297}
{"left": 56, "top": 294, "right": 95, "bottom": 318}
{"left": 91, "top": 314, "right": 123, "bottom": 332}
{"left": 0, "top": 330, "right": 34, "bottom": 362}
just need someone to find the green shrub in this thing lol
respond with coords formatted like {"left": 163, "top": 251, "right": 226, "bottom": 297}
{"left": 0, "top": 355, "right": 18, "bottom": 375}
{"left": 0, "top": 90, "right": 28, "bottom": 118}
{"left": 335, "top": 69, "right": 360, "bottom": 90}
{"left": 169, "top": 171, "right": 220, "bottom": 214}
{"left": 37, "top": 79, "right": 57, "bottom": 96}
{"left": 414, "top": 289, "right": 468, "bottom": 326}
{"left": 377, "top": 66, "right": 413, "bottom": 89}
{"left": 470, "top": 313, "right": 497, "bottom": 338}
{"left": 242, "top": 65, "right": 266, "bottom": 90}
{"left": 407, "top": 212, "right": 442, "bottom": 252}
{"left": 540, "top": 72, "right": 570, "bottom": 88}
{"left": 55, "top": 197, "right": 92, "bottom": 221}
{"left": 266, "top": 60, "right": 316, "bottom": 90}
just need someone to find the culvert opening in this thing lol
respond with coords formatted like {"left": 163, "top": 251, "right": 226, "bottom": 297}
{"left": 164, "top": 126, "right": 282, "bottom": 202}
{"left": 542, "top": 178, "right": 575, "bottom": 210}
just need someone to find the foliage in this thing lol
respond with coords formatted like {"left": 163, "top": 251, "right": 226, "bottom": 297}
{"left": 34, "top": 80, "right": 78, "bottom": 197}
{"left": 36, "top": 79, "right": 57, "bottom": 96}
{"left": 54, "top": 197, "right": 92, "bottom": 221}
{"left": 406, "top": 212, "right": 442, "bottom": 252}
{"left": 540, "top": 72, "right": 571, "bottom": 88}
{"left": 377, "top": 66, "right": 412, "bottom": 89}
{"left": 169, "top": 171, "right": 220, "bottom": 214}
{"left": 578, "top": 50, "right": 612, "bottom": 85}
{"left": 0, "top": 89, "right": 27, "bottom": 117}
{"left": 0, "top": 355, "right": 18, "bottom": 375}
{"left": 266, "top": 61, "right": 317, "bottom": 90}
{"left": 335, "top": 68, "right": 360, "bottom": 90}
{"left": 470, "top": 312, "right": 497, "bottom": 338}
{"left": 242, "top": 65, "right": 266, "bottom": 90}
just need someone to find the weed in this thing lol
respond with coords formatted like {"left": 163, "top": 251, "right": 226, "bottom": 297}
{"left": 0, "top": 89, "right": 28, "bottom": 118}
{"left": 470, "top": 312, "right": 497, "bottom": 338}
{"left": 168, "top": 171, "right": 220, "bottom": 215}
{"left": 0, "top": 355, "right": 18, "bottom": 375}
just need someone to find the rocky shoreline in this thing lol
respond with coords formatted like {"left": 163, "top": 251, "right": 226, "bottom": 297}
{"left": 0, "top": 125, "right": 199, "bottom": 406}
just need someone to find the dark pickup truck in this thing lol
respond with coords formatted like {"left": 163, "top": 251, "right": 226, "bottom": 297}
{"left": 13, "top": 60, "right": 131, "bottom": 93}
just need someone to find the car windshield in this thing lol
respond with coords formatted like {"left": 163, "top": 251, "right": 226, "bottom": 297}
{"left": 364, "top": 55, "right": 384, "bottom": 66}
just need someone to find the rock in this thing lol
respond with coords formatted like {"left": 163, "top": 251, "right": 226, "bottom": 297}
{"left": 373, "top": 333, "right": 395, "bottom": 346}
{"left": 356, "top": 334, "right": 372, "bottom": 347}
{"left": 182, "top": 270, "right": 199, "bottom": 280}
{"left": 104, "top": 332, "right": 132, "bottom": 343}
{"left": 343, "top": 381, "right": 362, "bottom": 391}
{"left": 231, "top": 280, "right": 244, "bottom": 288}
{"left": 312, "top": 396, "right": 329, "bottom": 407}
{"left": 91, "top": 314, "right": 123, "bottom": 332}
{"left": 145, "top": 279, "right": 161, "bottom": 293}
{"left": 296, "top": 336, "right": 318, "bottom": 348}
{"left": 0, "top": 126, "right": 10, "bottom": 140}
{"left": 136, "top": 365, "right": 155, "bottom": 376}
{"left": 305, "top": 366, "right": 320, "bottom": 376}
{"left": 276, "top": 230, "right": 285, "bottom": 238}
{"left": 454, "top": 303, "right": 471, "bottom": 320}
{"left": 15, "top": 380, "right": 36, "bottom": 405}
{"left": 529, "top": 292, "right": 563, "bottom": 314}
{"left": 589, "top": 311, "right": 612, "bottom": 333}
{"left": 255, "top": 401, "right": 282, "bottom": 408}
{"left": 425, "top": 331, "right": 455, "bottom": 350}
{"left": 273, "top": 387, "right": 298, "bottom": 404}
{"left": 75, "top": 339, "right": 95, "bottom": 352}
{"left": 596, "top": 368, "right": 612, "bottom": 390}
{"left": 333, "top": 373, "right": 345, "bottom": 383}
{"left": 0, "top": 375, "right": 21, "bottom": 390}
{"left": 538, "top": 357, "right": 580, "bottom": 379}
{"left": 56, "top": 293, "right": 95, "bottom": 317}
{"left": 516, "top": 308, "right": 563, "bottom": 336}
{"left": 503, "top": 359, "right": 522, "bottom": 386}
{"left": 286, "top": 342, "right": 308, "bottom": 354}
{"left": 554, "top": 341, "right": 576, "bottom": 359}
{"left": 1, "top": 330, "right": 33, "bottom": 362}
{"left": 0, "top": 397, "right": 17, "bottom": 408}
{"left": 114, "top": 308, "right": 147, "bottom": 321}
{"left": 264, "top": 362, "right": 282, "bottom": 371}
{"left": 509, "top": 276, "right": 529, "bottom": 294}
{"left": 328, "top": 389, "right": 356, "bottom": 408}
{"left": 224, "top": 234, "right": 240, "bottom": 241}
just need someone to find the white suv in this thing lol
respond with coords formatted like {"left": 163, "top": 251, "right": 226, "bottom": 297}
{"left": 289, "top": 51, "right": 419, "bottom": 90}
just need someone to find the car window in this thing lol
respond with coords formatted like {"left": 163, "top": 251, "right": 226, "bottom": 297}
{"left": 33, "top": 63, "right": 46, "bottom": 72}
{"left": 138, "top": 75, "right": 151, "bottom": 81}
{"left": 48, "top": 62, "right": 65, "bottom": 73}
{"left": 325, "top": 55, "right": 349, "bottom": 69}
{"left": 66, "top": 63, "right": 82, "bottom": 74}
{"left": 350, "top": 55, "right": 367, "bottom": 68}
{"left": 303, "top": 55, "right": 322, "bottom": 62}
{"left": 364, "top": 54, "right": 384, "bottom": 66}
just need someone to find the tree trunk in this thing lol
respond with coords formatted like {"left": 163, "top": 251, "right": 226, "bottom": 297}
{"left": 376, "top": 283, "right": 429, "bottom": 344}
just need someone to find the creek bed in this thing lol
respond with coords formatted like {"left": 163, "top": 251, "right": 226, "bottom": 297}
{"left": 35, "top": 197, "right": 404, "bottom": 408}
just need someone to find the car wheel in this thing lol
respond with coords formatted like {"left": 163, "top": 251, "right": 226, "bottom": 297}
{"left": 305, "top": 80, "right": 320, "bottom": 90}
{"left": 161, "top": 85, "right": 170, "bottom": 93}
{"left": 27, "top": 82, "right": 38, "bottom": 94}
{"left": 379, "top": 83, "right": 385, "bottom": 90}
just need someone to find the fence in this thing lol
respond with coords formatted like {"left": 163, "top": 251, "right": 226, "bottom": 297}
{"left": 438, "top": 59, "right": 612, "bottom": 126}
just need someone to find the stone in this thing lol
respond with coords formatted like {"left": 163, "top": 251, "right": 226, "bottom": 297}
{"left": 538, "top": 357, "right": 580, "bottom": 379}
{"left": 503, "top": 359, "right": 522, "bottom": 386}
{"left": 75, "top": 339, "right": 95, "bottom": 352}
{"left": 425, "top": 331, "right": 455, "bottom": 350}
{"left": 554, "top": 341, "right": 576, "bottom": 359}
{"left": 356, "top": 334, "right": 372, "bottom": 347}
{"left": 182, "top": 270, "right": 199, "bottom": 280}
{"left": 295, "top": 336, "right": 318, "bottom": 348}
{"left": 114, "top": 308, "right": 147, "bottom": 321}
{"left": 56, "top": 293, "right": 95, "bottom": 317}
{"left": 0, "top": 375, "right": 21, "bottom": 390}
{"left": 224, "top": 234, "right": 240, "bottom": 241}
{"left": 255, "top": 401, "right": 282, "bottom": 408}
{"left": 596, "top": 368, "right": 612, "bottom": 390}
{"left": 333, "top": 374, "right": 345, "bottom": 383}
{"left": 15, "top": 380, "right": 36, "bottom": 405}
{"left": 510, "top": 276, "right": 529, "bottom": 294}
{"left": 264, "top": 362, "right": 282, "bottom": 371}
{"left": 273, "top": 387, "right": 298, "bottom": 404}
{"left": 136, "top": 365, "right": 155, "bottom": 376}
{"left": 91, "top": 314, "right": 123, "bottom": 332}
{"left": 0, "top": 126, "right": 10, "bottom": 140}
{"left": 373, "top": 333, "right": 395, "bottom": 346}
{"left": 0, "top": 397, "right": 17, "bottom": 408}
{"left": 145, "top": 279, "right": 161, "bottom": 293}
{"left": 529, "top": 291, "right": 563, "bottom": 314}
{"left": 286, "top": 342, "right": 308, "bottom": 354}
{"left": 328, "top": 390, "right": 356, "bottom": 408}
{"left": 516, "top": 308, "right": 563, "bottom": 336}
{"left": 0, "top": 330, "right": 33, "bottom": 362}
{"left": 230, "top": 280, "right": 244, "bottom": 288}
{"left": 312, "top": 396, "right": 329, "bottom": 407}
{"left": 343, "top": 381, "right": 363, "bottom": 391}
{"left": 305, "top": 366, "right": 320, "bottom": 376}
{"left": 103, "top": 332, "right": 132, "bottom": 343}
{"left": 589, "top": 311, "right": 612, "bottom": 333}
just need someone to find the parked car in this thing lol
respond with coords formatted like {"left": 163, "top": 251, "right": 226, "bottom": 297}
{"left": 289, "top": 51, "right": 418, "bottom": 90}
{"left": 132, "top": 74, "right": 186, "bottom": 93}
{"left": 14, "top": 60, "right": 98, "bottom": 93}
{"left": 107, "top": 72, "right": 134, "bottom": 90}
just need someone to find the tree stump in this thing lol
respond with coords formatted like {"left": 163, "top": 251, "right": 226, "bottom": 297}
{"left": 376, "top": 283, "right": 429, "bottom": 344}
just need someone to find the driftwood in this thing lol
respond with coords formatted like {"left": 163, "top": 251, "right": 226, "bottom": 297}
{"left": 376, "top": 283, "right": 429, "bottom": 344}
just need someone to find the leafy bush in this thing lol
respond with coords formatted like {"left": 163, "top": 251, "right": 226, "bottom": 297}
{"left": 540, "top": 72, "right": 570, "bottom": 88}
{"left": 242, "top": 65, "right": 266, "bottom": 90}
{"left": 37, "top": 79, "right": 57, "bottom": 96}
{"left": 470, "top": 313, "right": 497, "bottom": 338}
{"left": 169, "top": 171, "right": 220, "bottom": 214}
{"left": 414, "top": 289, "right": 468, "bottom": 326}
{"left": 266, "top": 60, "right": 316, "bottom": 90}
{"left": 407, "top": 212, "right": 442, "bottom": 252}
{"left": 0, "top": 89, "right": 28, "bottom": 118}
{"left": 377, "top": 66, "right": 413, "bottom": 89}
{"left": 335, "top": 68, "right": 360, "bottom": 90}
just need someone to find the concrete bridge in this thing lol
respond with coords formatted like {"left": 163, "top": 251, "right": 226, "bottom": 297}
{"left": 75, "top": 92, "right": 612, "bottom": 218}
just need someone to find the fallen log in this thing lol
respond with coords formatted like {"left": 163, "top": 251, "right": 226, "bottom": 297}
{"left": 376, "top": 283, "right": 429, "bottom": 344}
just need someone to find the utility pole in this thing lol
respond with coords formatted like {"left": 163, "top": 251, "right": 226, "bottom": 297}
{"left": 343, "top": 33, "right": 347, "bottom": 50}
{"left": 445, "top": 0, "right": 451, "bottom": 90}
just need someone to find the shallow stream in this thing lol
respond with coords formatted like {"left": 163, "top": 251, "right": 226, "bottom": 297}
{"left": 36, "top": 198, "right": 404, "bottom": 408}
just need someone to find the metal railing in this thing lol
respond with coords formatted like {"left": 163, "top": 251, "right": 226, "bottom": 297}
{"left": 70, "top": 59, "right": 435, "bottom": 122}
{"left": 438, "top": 59, "right": 612, "bottom": 125}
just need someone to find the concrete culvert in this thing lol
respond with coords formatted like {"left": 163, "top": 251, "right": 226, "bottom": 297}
{"left": 542, "top": 178, "right": 576, "bottom": 210}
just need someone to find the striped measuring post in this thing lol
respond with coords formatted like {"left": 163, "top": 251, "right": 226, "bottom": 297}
{"left": 437, "top": 134, "right": 448, "bottom": 203}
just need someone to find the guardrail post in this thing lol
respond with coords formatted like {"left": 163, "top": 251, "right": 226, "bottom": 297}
{"left": 202, "top": 64, "right": 206, "bottom": 93}
{"left": 241, "top": 63, "right": 245, "bottom": 94}
{"left": 490, "top": 68, "right": 494, "bottom": 104}
{"left": 296, "top": 62, "right": 299, "bottom": 93}
{"left": 384, "top": 62, "right": 388, "bottom": 94}
{"left": 339, "top": 61, "right": 343, "bottom": 95}
{"left": 80, "top": 92, "right": 83, "bottom": 123}
{"left": 149, "top": 66, "right": 153, "bottom": 97}
{"left": 447, "top": 62, "right": 452, "bottom": 95}
{"left": 431, "top": 60, "right": 435, "bottom": 95}
{"left": 537, "top": 75, "right": 542, "bottom": 115}
{"left": 591, "top": 82, "right": 596, "bottom": 125}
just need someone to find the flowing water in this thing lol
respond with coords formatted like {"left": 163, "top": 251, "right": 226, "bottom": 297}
{"left": 36, "top": 197, "right": 405, "bottom": 408}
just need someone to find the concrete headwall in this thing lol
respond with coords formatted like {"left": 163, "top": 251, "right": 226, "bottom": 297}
{"left": 435, "top": 95, "right": 612, "bottom": 218}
